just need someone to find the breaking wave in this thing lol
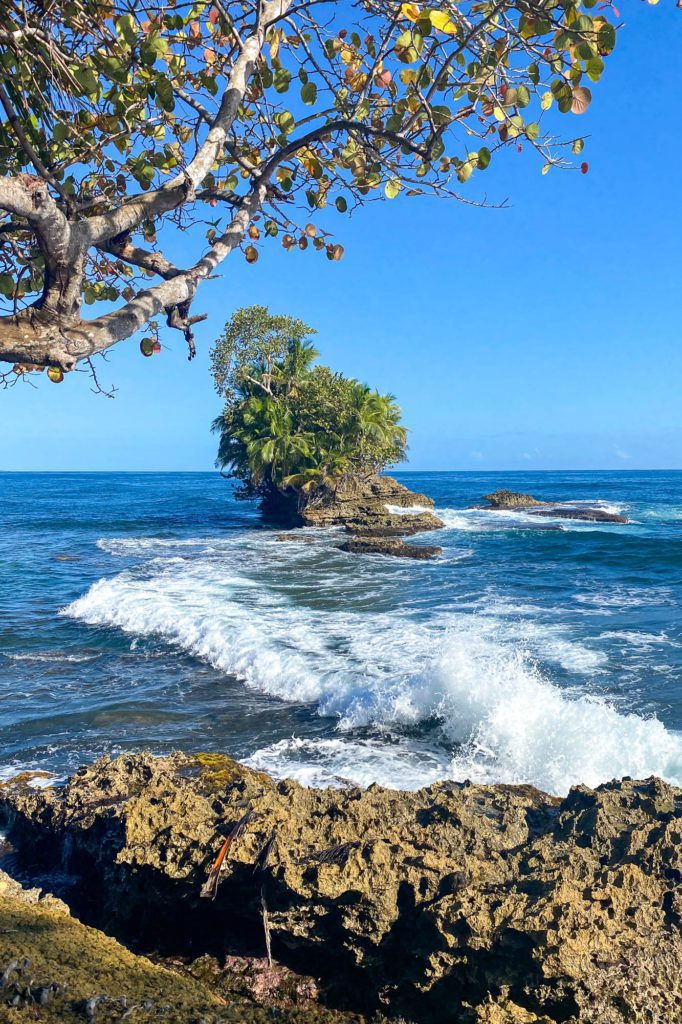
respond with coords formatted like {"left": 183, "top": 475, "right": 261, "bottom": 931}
{"left": 63, "top": 541, "right": 682, "bottom": 796}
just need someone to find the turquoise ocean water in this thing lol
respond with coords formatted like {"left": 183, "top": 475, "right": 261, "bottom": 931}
{"left": 1, "top": 470, "right": 681, "bottom": 795}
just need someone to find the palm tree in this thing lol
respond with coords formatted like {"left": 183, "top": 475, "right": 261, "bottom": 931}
{"left": 279, "top": 338, "right": 319, "bottom": 394}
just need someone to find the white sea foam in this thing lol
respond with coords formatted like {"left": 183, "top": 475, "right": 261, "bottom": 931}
{"left": 434, "top": 500, "right": 630, "bottom": 533}
{"left": 246, "top": 736, "right": 451, "bottom": 790}
{"left": 62, "top": 547, "right": 682, "bottom": 796}
{"left": 384, "top": 503, "right": 433, "bottom": 515}
{"left": 5, "top": 651, "right": 98, "bottom": 664}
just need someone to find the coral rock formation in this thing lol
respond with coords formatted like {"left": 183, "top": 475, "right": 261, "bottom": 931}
{"left": 2, "top": 754, "right": 681, "bottom": 1022}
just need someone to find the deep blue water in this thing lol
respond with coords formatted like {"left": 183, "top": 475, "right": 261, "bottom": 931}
{"left": 1, "top": 470, "right": 681, "bottom": 794}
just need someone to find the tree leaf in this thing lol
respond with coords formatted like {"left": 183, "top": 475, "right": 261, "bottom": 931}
{"left": 477, "top": 147, "right": 491, "bottom": 170}
{"left": 571, "top": 86, "right": 592, "bottom": 115}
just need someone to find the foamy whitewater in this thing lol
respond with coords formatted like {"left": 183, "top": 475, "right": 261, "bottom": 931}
{"left": 2, "top": 471, "right": 682, "bottom": 795}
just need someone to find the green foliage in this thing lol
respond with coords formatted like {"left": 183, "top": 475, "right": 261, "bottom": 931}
{"left": 210, "top": 305, "right": 317, "bottom": 403}
{"left": 211, "top": 306, "right": 407, "bottom": 503}
{"left": 0, "top": 0, "right": 620, "bottom": 322}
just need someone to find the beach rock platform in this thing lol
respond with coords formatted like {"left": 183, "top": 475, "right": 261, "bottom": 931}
{"left": 476, "top": 490, "right": 629, "bottom": 524}
{"left": 2, "top": 753, "right": 681, "bottom": 1023}
{"left": 301, "top": 475, "right": 444, "bottom": 559}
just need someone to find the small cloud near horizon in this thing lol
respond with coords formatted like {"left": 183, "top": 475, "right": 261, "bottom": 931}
{"left": 470, "top": 450, "right": 485, "bottom": 461}
{"left": 613, "top": 445, "right": 631, "bottom": 462}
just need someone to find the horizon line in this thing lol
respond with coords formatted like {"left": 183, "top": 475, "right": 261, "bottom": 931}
{"left": 2, "top": 468, "right": 682, "bottom": 475}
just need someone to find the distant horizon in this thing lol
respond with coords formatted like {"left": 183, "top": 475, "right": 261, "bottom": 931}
{"left": 2, "top": 467, "right": 681, "bottom": 476}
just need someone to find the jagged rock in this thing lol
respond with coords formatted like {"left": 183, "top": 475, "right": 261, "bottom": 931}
{"left": 343, "top": 511, "right": 444, "bottom": 537}
{"left": 340, "top": 537, "right": 442, "bottom": 560}
{"left": 276, "top": 534, "right": 315, "bottom": 544}
{"left": 301, "top": 475, "right": 443, "bottom": 538}
{"left": 477, "top": 490, "right": 628, "bottom": 524}
{"left": 2, "top": 753, "right": 682, "bottom": 1022}
{"left": 482, "top": 490, "right": 546, "bottom": 509}
{"left": 303, "top": 475, "right": 435, "bottom": 519}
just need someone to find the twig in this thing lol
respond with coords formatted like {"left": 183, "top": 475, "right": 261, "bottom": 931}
{"left": 260, "top": 887, "right": 272, "bottom": 967}
{"left": 200, "top": 808, "right": 256, "bottom": 900}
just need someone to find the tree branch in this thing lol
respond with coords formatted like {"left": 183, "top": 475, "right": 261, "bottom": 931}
{"left": 79, "top": 0, "right": 292, "bottom": 248}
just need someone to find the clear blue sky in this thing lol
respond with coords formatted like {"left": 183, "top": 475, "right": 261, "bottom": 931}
{"left": 2, "top": 5, "right": 681, "bottom": 472}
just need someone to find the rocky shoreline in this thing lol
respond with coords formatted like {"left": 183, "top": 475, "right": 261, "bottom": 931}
{"left": 2, "top": 753, "right": 681, "bottom": 1023}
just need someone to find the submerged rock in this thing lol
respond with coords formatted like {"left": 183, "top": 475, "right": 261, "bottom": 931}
{"left": 528, "top": 507, "right": 628, "bottom": 524}
{"left": 2, "top": 753, "right": 682, "bottom": 1022}
{"left": 339, "top": 537, "right": 442, "bottom": 560}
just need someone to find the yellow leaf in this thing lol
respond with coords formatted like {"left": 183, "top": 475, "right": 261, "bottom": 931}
{"left": 429, "top": 10, "right": 456, "bottom": 34}
{"left": 400, "top": 3, "right": 421, "bottom": 22}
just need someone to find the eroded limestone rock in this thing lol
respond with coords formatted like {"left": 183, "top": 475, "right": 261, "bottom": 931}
{"left": 2, "top": 754, "right": 681, "bottom": 1023}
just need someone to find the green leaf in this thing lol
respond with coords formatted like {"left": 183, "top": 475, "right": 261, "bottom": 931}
{"left": 586, "top": 57, "right": 604, "bottom": 82}
{"left": 155, "top": 76, "right": 175, "bottom": 112}
{"left": 115, "top": 14, "right": 138, "bottom": 46}
{"left": 73, "top": 67, "right": 99, "bottom": 99}
{"left": 384, "top": 177, "right": 402, "bottom": 199}
{"left": 477, "top": 146, "right": 491, "bottom": 170}
{"left": 275, "top": 111, "right": 295, "bottom": 134}
{"left": 335, "top": 196, "right": 348, "bottom": 212}
{"left": 572, "top": 137, "right": 585, "bottom": 154}
{"left": 516, "top": 85, "right": 530, "bottom": 108}
{"left": 431, "top": 105, "right": 451, "bottom": 126}
{"left": 301, "top": 81, "right": 317, "bottom": 105}
{"left": 0, "top": 273, "right": 14, "bottom": 298}
{"left": 274, "top": 68, "right": 292, "bottom": 93}
{"left": 597, "top": 23, "right": 616, "bottom": 55}
{"left": 525, "top": 122, "right": 540, "bottom": 140}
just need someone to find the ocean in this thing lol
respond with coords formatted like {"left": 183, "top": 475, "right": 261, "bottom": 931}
{"left": 1, "top": 470, "right": 681, "bottom": 795}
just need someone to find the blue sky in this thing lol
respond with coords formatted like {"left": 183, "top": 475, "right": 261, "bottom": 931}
{"left": 2, "top": 4, "right": 681, "bottom": 471}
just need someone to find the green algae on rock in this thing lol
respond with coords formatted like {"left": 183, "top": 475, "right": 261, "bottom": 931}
{"left": 0, "top": 868, "right": 365, "bottom": 1024}
{"left": 2, "top": 753, "right": 682, "bottom": 1023}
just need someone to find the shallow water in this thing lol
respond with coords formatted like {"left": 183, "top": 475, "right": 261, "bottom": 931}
{"left": 1, "top": 470, "right": 681, "bottom": 794}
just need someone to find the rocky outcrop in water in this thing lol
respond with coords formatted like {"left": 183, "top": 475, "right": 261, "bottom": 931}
{"left": 339, "top": 537, "right": 443, "bottom": 559}
{"left": 478, "top": 490, "right": 629, "bottom": 524}
{"left": 2, "top": 753, "right": 681, "bottom": 1023}
{"left": 301, "top": 475, "right": 444, "bottom": 559}
{"left": 482, "top": 490, "right": 545, "bottom": 509}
